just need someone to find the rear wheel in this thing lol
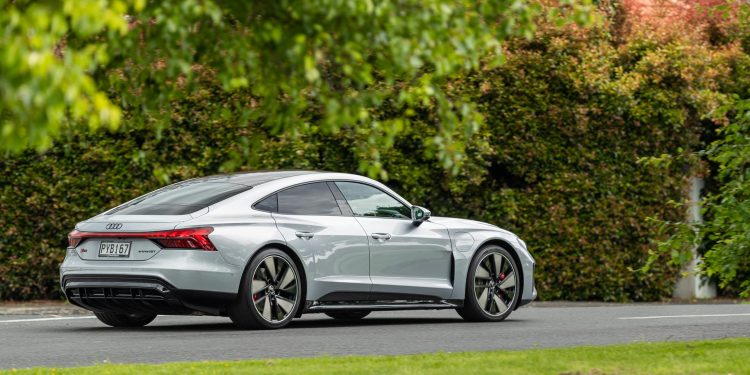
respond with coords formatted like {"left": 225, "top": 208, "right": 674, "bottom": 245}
{"left": 94, "top": 312, "right": 156, "bottom": 327}
{"left": 456, "top": 245, "right": 520, "bottom": 322}
{"left": 229, "top": 248, "right": 302, "bottom": 329}
{"left": 325, "top": 311, "right": 371, "bottom": 320}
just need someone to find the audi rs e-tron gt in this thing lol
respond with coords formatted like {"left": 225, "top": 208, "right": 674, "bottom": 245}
{"left": 61, "top": 171, "right": 536, "bottom": 329}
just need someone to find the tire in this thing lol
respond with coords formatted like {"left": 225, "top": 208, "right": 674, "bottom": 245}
{"left": 325, "top": 311, "right": 371, "bottom": 320}
{"left": 456, "top": 245, "right": 520, "bottom": 322}
{"left": 94, "top": 312, "right": 156, "bottom": 327}
{"left": 229, "top": 248, "right": 303, "bottom": 330}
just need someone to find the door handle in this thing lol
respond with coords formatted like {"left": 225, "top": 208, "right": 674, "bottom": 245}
{"left": 295, "top": 231, "right": 314, "bottom": 240}
{"left": 371, "top": 233, "right": 392, "bottom": 241}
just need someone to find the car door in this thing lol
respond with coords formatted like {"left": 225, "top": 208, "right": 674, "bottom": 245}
{"left": 264, "top": 182, "right": 371, "bottom": 302}
{"left": 333, "top": 181, "right": 454, "bottom": 300}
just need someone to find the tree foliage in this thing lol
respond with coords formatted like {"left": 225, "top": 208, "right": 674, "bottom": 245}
{"left": 640, "top": 1, "right": 750, "bottom": 297}
{"left": 702, "top": 100, "right": 750, "bottom": 296}
{"left": 648, "top": 97, "right": 750, "bottom": 297}
{"left": 1, "top": 0, "right": 595, "bottom": 177}
{"left": 0, "top": 0, "right": 133, "bottom": 151}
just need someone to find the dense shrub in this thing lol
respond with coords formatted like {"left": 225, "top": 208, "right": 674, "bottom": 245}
{"left": 0, "top": 13, "right": 741, "bottom": 301}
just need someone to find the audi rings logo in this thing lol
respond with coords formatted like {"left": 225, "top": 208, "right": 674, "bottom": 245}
{"left": 105, "top": 223, "right": 123, "bottom": 230}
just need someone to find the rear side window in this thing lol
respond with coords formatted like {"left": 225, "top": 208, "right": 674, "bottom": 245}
{"left": 254, "top": 194, "right": 278, "bottom": 212}
{"left": 277, "top": 182, "right": 342, "bottom": 216}
{"left": 108, "top": 182, "right": 251, "bottom": 215}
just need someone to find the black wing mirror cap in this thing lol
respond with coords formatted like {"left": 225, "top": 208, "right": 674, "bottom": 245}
{"left": 411, "top": 205, "right": 431, "bottom": 225}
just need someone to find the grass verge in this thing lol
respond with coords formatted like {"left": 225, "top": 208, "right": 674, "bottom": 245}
{"left": 4, "top": 338, "right": 749, "bottom": 374}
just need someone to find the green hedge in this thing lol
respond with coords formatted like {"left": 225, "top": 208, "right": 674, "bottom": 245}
{"left": 0, "top": 18, "right": 741, "bottom": 301}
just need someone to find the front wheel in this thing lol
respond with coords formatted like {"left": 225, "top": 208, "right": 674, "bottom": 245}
{"left": 94, "top": 312, "right": 156, "bottom": 327}
{"left": 456, "top": 245, "right": 520, "bottom": 322}
{"left": 229, "top": 248, "right": 303, "bottom": 330}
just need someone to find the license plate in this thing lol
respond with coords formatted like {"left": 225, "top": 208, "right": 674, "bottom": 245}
{"left": 98, "top": 241, "right": 132, "bottom": 258}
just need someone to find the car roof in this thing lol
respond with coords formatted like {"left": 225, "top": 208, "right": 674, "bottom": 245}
{"left": 192, "top": 170, "right": 320, "bottom": 187}
{"left": 187, "top": 171, "right": 415, "bottom": 216}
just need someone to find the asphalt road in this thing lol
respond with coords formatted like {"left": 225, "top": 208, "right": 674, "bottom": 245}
{"left": 1, "top": 303, "right": 749, "bottom": 369}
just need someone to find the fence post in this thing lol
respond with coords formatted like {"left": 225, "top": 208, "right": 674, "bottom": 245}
{"left": 673, "top": 176, "right": 716, "bottom": 299}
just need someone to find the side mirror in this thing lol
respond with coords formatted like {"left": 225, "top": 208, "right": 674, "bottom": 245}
{"left": 411, "top": 205, "right": 431, "bottom": 225}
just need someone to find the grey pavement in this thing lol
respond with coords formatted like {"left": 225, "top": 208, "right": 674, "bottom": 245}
{"left": 0, "top": 302, "right": 749, "bottom": 369}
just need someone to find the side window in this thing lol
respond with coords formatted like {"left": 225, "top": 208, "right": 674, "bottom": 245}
{"left": 254, "top": 194, "right": 278, "bottom": 212}
{"left": 335, "top": 182, "right": 411, "bottom": 219}
{"left": 277, "top": 182, "right": 342, "bottom": 216}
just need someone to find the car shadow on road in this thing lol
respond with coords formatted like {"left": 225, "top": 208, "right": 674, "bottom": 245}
{"left": 46, "top": 316, "right": 526, "bottom": 333}
{"left": 288, "top": 317, "right": 465, "bottom": 329}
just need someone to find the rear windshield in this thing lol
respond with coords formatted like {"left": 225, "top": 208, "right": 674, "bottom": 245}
{"left": 107, "top": 182, "right": 252, "bottom": 215}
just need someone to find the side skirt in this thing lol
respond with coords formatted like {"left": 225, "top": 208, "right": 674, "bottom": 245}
{"left": 304, "top": 300, "right": 462, "bottom": 313}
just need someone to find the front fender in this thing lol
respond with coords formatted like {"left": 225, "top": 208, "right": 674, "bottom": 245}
{"left": 433, "top": 221, "right": 535, "bottom": 305}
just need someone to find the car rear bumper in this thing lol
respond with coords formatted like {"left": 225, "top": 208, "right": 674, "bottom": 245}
{"left": 59, "top": 248, "right": 242, "bottom": 316}
{"left": 62, "top": 274, "right": 237, "bottom": 316}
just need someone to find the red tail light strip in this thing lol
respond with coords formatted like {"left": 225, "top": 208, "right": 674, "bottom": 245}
{"left": 68, "top": 227, "right": 217, "bottom": 251}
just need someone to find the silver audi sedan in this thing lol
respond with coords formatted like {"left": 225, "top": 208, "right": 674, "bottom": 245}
{"left": 61, "top": 171, "right": 536, "bottom": 329}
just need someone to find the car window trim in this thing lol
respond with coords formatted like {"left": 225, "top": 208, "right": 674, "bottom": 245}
{"left": 327, "top": 181, "right": 355, "bottom": 216}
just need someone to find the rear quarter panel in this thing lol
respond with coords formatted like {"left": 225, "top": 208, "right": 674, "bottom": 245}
{"left": 180, "top": 210, "right": 286, "bottom": 270}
